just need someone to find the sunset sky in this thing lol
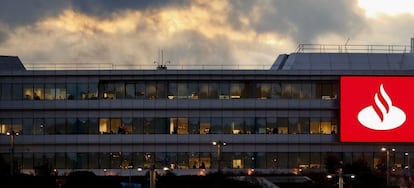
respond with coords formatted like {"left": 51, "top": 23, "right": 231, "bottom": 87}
{"left": 0, "top": 0, "right": 413, "bottom": 69}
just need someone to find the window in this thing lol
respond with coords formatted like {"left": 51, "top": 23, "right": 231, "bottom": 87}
{"left": 12, "top": 83, "right": 22, "bottom": 100}
{"left": 230, "top": 83, "right": 241, "bottom": 99}
{"left": 44, "top": 84, "right": 56, "bottom": 100}
{"left": 1, "top": 83, "right": 13, "bottom": 100}
{"left": 257, "top": 83, "right": 271, "bottom": 99}
{"left": 23, "top": 84, "right": 33, "bottom": 100}
{"left": 169, "top": 118, "right": 189, "bottom": 134}
{"left": 125, "top": 83, "right": 135, "bottom": 99}
{"left": 200, "top": 118, "right": 211, "bottom": 134}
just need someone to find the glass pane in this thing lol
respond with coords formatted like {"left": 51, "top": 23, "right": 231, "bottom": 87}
{"left": 291, "top": 83, "right": 301, "bottom": 98}
{"left": 78, "top": 118, "right": 89, "bottom": 134}
{"left": 66, "top": 83, "right": 77, "bottom": 100}
{"left": 88, "top": 82, "right": 98, "bottom": 100}
{"left": 230, "top": 83, "right": 241, "bottom": 99}
{"left": 301, "top": 83, "right": 314, "bottom": 99}
{"left": 146, "top": 82, "right": 157, "bottom": 99}
{"left": 1, "top": 83, "right": 12, "bottom": 100}
{"left": 55, "top": 118, "right": 66, "bottom": 134}
{"left": 288, "top": 117, "right": 299, "bottom": 134}
{"left": 33, "top": 118, "right": 45, "bottom": 135}
{"left": 199, "top": 83, "right": 208, "bottom": 99}
{"left": 267, "top": 117, "right": 278, "bottom": 134}
{"left": 115, "top": 82, "right": 125, "bottom": 99}
{"left": 189, "top": 83, "right": 198, "bottom": 99}
{"left": 208, "top": 83, "right": 219, "bottom": 99}
{"left": 111, "top": 118, "right": 122, "bottom": 134}
{"left": 154, "top": 118, "right": 167, "bottom": 134}
{"left": 78, "top": 83, "right": 88, "bottom": 100}
{"left": 241, "top": 82, "right": 253, "bottom": 98}
{"left": 256, "top": 118, "right": 267, "bottom": 134}
{"left": 231, "top": 118, "right": 244, "bottom": 134}
{"left": 144, "top": 118, "right": 154, "bottom": 134}
{"left": 271, "top": 82, "right": 282, "bottom": 98}
{"left": 44, "top": 84, "right": 56, "bottom": 100}
{"left": 122, "top": 118, "right": 133, "bottom": 134}
{"left": 157, "top": 82, "right": 166, "bottom": 99}
{"left": 281, "top": 83, "right": 292, "bottom": 98}
{"left": 211, "top": 117, "right": 223, "bottom": 134}
{"left": 277, "top": 117, "right": 288, "bottom": 134}
{"left": 177, "top": 83, "right": 190, "bottom": 99}
{"left": 135, "top": 83, "right": 145, "bottom": 99}
{"left": 310, "top": 118, "right": 321, "bottom": 134}
{"left": 12, "top": 83, "right": 22, "bottom": 100}
{"left": 125, "top": 83, "right": 135, "bottom": 99}
{"left": 44, "top": 118, "right": 55, "bottom": 135}
{"left": 89, "top": 118, "right": 99, "bottom": 134}
{"left": 67, "top": 118, "right": 78, "bottom": 134}
{"left": 133, "top": 118, "right": 144, "bottom": 134}
{"left": 56, "top": 83, "right": 67, "bottom": 100}
{"left": 188, "top": 118, "right": 199, "bottom": 134}
{"left": 33, "top": 84, "right": 44, "bottom": 100}
{"left": 299, "top": 117, "right": 310, "bottom": 134}
{"left": 219, "top": 82, "right": 230, "bottom": 99}
{"left": 200, "top": 118, "right": 210, "bottom": 134}
{"left": 22, "top": 118, "right": 33, "bottom": 135}
{"left": 257, "top": 83, "right": 271, "bottom": 99}
{"left": 99, "top": 118, "right": 111, "bottom": 134}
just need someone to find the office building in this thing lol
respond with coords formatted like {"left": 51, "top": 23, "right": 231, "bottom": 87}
{"left": 1, "top": 40, "right": 414, "bottom": 176}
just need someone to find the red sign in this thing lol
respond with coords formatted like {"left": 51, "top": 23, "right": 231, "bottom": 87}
{"left": 340, "top": 76, "right": 414, "bottom": 142}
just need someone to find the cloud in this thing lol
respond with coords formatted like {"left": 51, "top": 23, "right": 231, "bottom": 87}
{"left": 1, "top": 0, "right": 286, "bottom": 68}
{"left": 0, "top": 0, "right": 412, "bottom": 69}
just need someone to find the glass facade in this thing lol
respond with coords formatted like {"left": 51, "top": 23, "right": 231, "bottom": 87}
{"left": 0, "top": 116, "right": 338, "bottom": 135}
{"left": 4, "top": 151, "right": 412, "bottom": 174}
{"left": 1, "top": 70, "right": 405, "bottom": 177}
{"left": 0, "top": 81, "right": 338, "bottom": 101}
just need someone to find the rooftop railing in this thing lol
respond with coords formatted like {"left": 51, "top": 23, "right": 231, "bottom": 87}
{"left": 296, "top": 44, "right": 409, "bottom": 53}
{"left": 22, "top": 63, "right": 272, "bottom": 70}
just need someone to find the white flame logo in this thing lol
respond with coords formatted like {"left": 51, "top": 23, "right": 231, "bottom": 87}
{"left": 357, "top": 84, "right": 406, "bottom": 130}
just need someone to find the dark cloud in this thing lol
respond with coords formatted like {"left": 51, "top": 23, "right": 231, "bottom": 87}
{"left": 0, "top": 0, "right": 190, "bottom": 26}
{"left": 0, "top": 0, "right": 69, "bottom": 26}
{"left": 69, "top": 0, "right": 191, "bottom": 19}
{"left": 228, "top": 0, "right": 366, "bottom": 43}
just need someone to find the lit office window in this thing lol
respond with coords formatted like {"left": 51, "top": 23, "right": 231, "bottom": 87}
{"left": 257, "top": 83, "right": 272, "bottom": 99}
{"left": 219, "top": 82, "right": 230, "bottom": 99}
{"left": 23, "top": 84, "right": 33, "bottom": 100}
{"left": 55, "top": 83, "right": 67, "bottom": 100}
{"left": 230, "top": 83, "right": 242, "bottom": 99}
{"left": 176, "top": 83, "right": 189, "bottom": 99}
{"left": 33, "top": 84, "right": 44, "bottom": 100}
{"left": 44, "top": 84, "right": 56, "bottom": 100}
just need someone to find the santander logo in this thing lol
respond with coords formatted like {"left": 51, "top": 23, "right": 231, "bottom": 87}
{"left": 341, "top": 76, "right": 414, "bottom": 142}
{"left": 357, "top": 84, "right": 406, "bottom": 130}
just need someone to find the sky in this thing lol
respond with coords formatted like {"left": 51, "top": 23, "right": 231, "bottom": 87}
{"left": 0, "top": 0, "right": 413, "bottom": 69}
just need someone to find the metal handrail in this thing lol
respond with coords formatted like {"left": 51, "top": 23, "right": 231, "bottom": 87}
{"left": 296, "top": 44, "right": 408, "bottom": 53}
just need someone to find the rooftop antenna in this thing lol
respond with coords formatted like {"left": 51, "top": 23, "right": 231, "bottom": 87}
{"left": 154, "top": 49, "right": 170, "bottom": 70}
{"left": 344, "top": 38, "right": 350, "bottom": 53}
